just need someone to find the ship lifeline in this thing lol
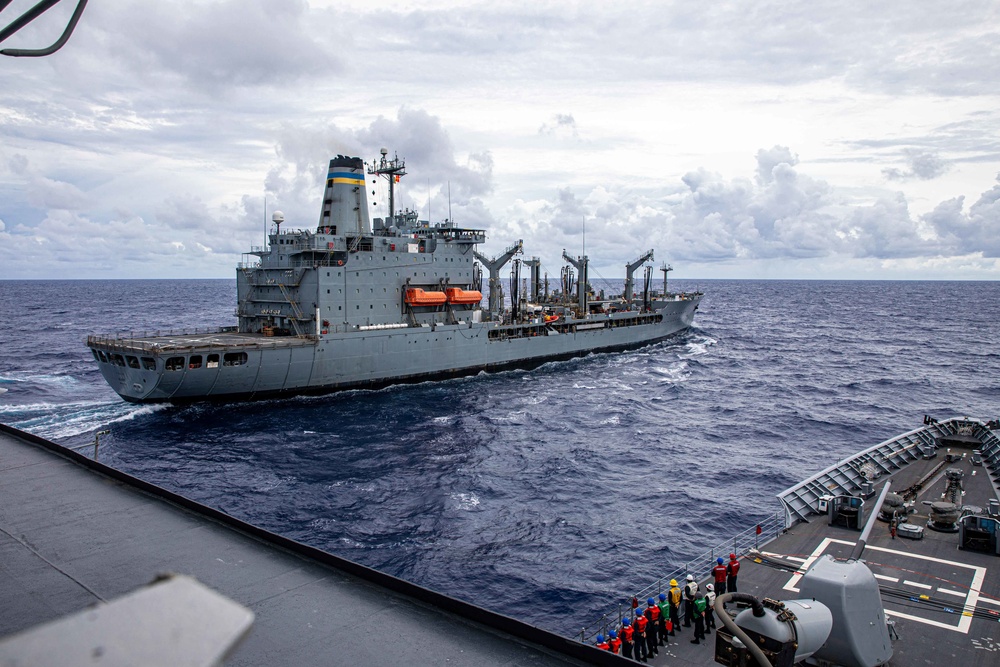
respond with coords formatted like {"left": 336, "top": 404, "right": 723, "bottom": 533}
{"left": 87, "top": 151, "right": 702, "bottom": 403}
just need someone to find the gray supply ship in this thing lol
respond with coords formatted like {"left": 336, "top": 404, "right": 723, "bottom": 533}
{"left": 87, "top": 151, "right": 701, "bottom": 403}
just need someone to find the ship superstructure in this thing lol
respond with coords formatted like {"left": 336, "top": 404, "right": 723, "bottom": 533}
{"left": 87, "top": 151, "right": 702, "bottom": 403}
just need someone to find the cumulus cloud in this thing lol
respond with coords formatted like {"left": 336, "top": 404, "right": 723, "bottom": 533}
{"left": 883, "top": 149, "right": 950, "bottom": 181}
{"left": 539, "top": 114, "right": 579, "bottom": 138}
{"left": 100, "top": 0, "right": 337, "bottom": 90}
{"left": 500, "top": 146, "right": 995, "bottom": 274}
{"left": 924, "top": 175, "right": 1000, "bottom": 257}
{"left": 2, "top": 2, "right": 999, "bottom": 280}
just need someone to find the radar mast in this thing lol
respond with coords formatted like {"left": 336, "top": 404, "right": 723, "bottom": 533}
{"left": 369, "top": 148, "right": 407, "bottom": 225}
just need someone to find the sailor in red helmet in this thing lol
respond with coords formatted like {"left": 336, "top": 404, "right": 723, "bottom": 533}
{"left": 727, "top": 553, "right": 741, "bottom": 592}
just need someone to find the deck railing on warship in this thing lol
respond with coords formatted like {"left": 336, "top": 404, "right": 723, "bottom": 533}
{"left": 576, "top": 510, "right": 786, "bottom": 644}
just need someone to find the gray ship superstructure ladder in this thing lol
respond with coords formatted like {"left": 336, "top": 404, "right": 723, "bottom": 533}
{"left": 239, "top": 268, "right": 309, "bottom": 336}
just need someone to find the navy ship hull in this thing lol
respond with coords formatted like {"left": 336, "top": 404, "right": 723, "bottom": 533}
{"left": 88, "top": 297, "right": 699, "bottom": 404}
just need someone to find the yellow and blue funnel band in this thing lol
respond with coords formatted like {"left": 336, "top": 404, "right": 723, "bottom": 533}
{"left": 327, "top": 171, "right": 365, "bottom": 186}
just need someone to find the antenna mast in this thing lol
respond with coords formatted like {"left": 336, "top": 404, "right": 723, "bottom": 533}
{"left": 369, "top": 148, "right": 406, "bottom": 224}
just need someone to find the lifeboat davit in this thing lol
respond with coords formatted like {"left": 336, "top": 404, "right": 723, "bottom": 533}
{"left": 405, "top": 288, "right": 447, "bottom": 306}
{"left": 445, "top": 288, "right": 483, "bottom": 305}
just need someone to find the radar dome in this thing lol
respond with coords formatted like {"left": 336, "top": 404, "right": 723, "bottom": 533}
{"left": 272, "top": 211, "right": 285, "bottom": 224}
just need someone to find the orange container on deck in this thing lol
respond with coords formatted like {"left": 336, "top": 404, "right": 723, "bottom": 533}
{"left": 405, "top": 288, "right": 447, "bottom": 306}
{"left": 445, "top": 288, "right": 483, "bottom": 305}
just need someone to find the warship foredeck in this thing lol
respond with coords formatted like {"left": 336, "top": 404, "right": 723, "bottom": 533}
{"left": 623, "top": 418, "right": 1000, "bottom": 667}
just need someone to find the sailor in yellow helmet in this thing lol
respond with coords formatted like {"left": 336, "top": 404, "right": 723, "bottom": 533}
{"left": 667, "top": 579, "right": 682, "bottom": 636}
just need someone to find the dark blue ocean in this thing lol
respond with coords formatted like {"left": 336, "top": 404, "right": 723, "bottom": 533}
{"left": 2, "top": 279, "right": 998, "bottom": 635}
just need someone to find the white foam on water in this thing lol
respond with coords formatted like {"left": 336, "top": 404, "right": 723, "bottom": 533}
{"left": 451, "top": 492, "right": 480, "bottom": 510}
{"left": 680, "top": 335, "right": 717, "bottom": 358}
{"left": 9, "top": 400, "right": 170, "bottom": 440}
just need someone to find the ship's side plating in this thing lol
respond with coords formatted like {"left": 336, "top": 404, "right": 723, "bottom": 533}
{"left": 87, "top": 152, "right": 701, "bottom": 403}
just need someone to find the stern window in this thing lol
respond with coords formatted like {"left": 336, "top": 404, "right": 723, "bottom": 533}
{"left": 126, "top": 356, "right": 140, "bottom": 369}
{"left": 141, "top": 357, "right": 157, "bottom": 370}
{"left": 223, "top": 352, "right": 248, "bottom": 366}
{"left": 111, "top": 354, "right": 126, "bottom": 367}
{"left": 207, "top": 354, "right": 219, "bottom": 369}
{"left": 165, "top": 356, "right": 185, "bottom": 371}
{"left": 188, "top": 355, "right": 203, "bottom": 369}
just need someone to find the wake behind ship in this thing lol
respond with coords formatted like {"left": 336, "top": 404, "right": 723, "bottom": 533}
{"left": 87, "top": 151, "right": 701, "bottom": 403}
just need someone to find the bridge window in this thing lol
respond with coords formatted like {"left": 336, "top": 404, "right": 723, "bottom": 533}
{"left": 207, "top": 354, "right": 220, "bottom": 368}
{"left": 188, "top": 355, "right": 203, "bottom": 369}
{"left": 126, "top": 355, "right": 140, "bottom": 369}
{"left": 165, "top": 357, "right": 185, "bottom": 371}
{"left": 111, "top": 354, "right": 126, "bottom": 367}
{"left": 142, "top": 357, "right": 156, "bottom": 370}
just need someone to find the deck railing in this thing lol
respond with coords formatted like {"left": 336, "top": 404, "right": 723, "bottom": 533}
{"left": 577, "top": 510, "right": 786, "bottom": 643}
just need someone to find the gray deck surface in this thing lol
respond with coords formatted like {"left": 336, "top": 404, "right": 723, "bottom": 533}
{"left": 89, "top": 330, "right": 314, "bottom": 353}
{"left": 0, "top": 429, "right": 610, "bottom": 666}
{"left": 643, "top": 438, "right": 1000, "bottom": 667}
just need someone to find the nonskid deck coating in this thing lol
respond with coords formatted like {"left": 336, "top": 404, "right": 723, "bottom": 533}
{"left": 640, "top": 433, "right": 1000, "bottom": 667}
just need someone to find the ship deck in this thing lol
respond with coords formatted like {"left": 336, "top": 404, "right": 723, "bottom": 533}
{"left": 0, "top": 425, "right": 622, "bottom": 666}
{"left": 87, "top": 330, "right": 317, "bottom": 354}
{"left": 643, "top": 423, "right": 1000, "bottom": 667}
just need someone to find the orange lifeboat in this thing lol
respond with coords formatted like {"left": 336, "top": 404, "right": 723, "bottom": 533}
{"left": 405, "top": 288, "right": 447, "bottom": 306}
{"left": 445, "top": 288, "right": 483, "bottom": 305}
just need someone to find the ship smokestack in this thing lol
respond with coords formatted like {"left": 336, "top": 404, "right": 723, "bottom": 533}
{"left": 318, "top": 155, "right": 371, "bottom": 235}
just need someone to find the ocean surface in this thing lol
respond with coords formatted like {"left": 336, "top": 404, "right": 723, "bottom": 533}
{"left": 2, "top": 278, "right": 998, "bottom": 635}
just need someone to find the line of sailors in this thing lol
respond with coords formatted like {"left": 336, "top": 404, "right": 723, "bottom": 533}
{"left": 593, "top": 553, "right": 740, "bottom": 661}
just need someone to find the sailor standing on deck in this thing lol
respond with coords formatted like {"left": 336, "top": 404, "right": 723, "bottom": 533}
{"left": 657, "top": 593, "right": 670, "bottom": 645}
{"left": 705, "top": 584, "right": 717, "bottom": 633}
{"left": 620, "top": 617, "right": 635, "bottom": 659}
{"left": 683, "top": 574, "right": 699, "bottom": 628}
{"left": 668, "top": 579, "right": 682, "bottom": 635}
{"left": 608, "top": 629, "right": 621, "bottom": 654}
{"left": 727, "top": 554, "right": 740, "bottom": 592}
{"left": 634, "top": 607, "right": 649, "bottom": 662}
{"left": 712, "top": 557, "right": 728, "bottom": 595}
{"left": 644, "top": 599, "right": 660, "bottom": 657}
{"left": 691, "top": 591, "right": 707, "bottom": 644}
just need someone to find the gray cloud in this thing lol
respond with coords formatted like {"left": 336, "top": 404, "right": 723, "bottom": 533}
{"left": 2, "top": 2, "right": 999, "bottom": 280}
{"left": 883, "top": 149, "right": 950, "bottom": 181}
{"left": 925, "top": 176, "right": 1000, "bottom": 257}
{"left": 539, "top": 114, "right": 578, "bottom": 138}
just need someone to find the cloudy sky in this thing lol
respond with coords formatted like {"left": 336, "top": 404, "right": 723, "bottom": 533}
{"left": 2, "top": 0, "right": 999, "bottom": 281}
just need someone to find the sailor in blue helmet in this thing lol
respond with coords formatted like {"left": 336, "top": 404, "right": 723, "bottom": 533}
{"left": 634, "top": 606, "right": 649, "bottom": 662}
{"left": 644, "top": 597, "right": 660, "bottom": 655}
{"left": 595, "top": 633, "right": 609, "bottom": 650}
{"left": 657, "top": 593, "right": 671, "bottom": 643}
{"left": 712, "top": 556, "right": 728, "bottom": 595}
{"left": 620, "top": 616, "right": 634, "bottom": 660}
{"left": 608, "top": 629, "right": 621, "bottom": 654}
